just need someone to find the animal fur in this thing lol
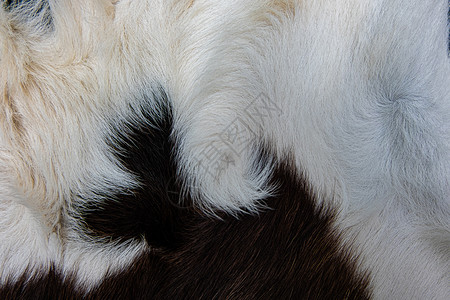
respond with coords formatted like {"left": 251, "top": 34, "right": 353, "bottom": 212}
{"left": 0, "top": 0, "right": 449, "bottom": 299}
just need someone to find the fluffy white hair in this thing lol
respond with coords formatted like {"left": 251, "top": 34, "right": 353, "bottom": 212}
{"left": 0, "top": 0, "right": 449, "bottom": 299}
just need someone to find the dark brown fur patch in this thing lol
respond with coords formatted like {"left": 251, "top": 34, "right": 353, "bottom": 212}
{"left": 0, "top": 153, "right": 371, "bottom": 299}
{"left": 77, "top": 89, "right": 191, "bottom": 249}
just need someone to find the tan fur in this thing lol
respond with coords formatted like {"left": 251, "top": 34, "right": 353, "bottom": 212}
{"left": 0, "top": 1, "right": 449, "bottom": 297}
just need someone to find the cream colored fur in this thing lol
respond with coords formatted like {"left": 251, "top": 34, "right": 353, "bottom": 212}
{"left": 0, "top": 0, "right": 449, "bottom": 298}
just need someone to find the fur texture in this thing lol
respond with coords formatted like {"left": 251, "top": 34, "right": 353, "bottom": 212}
{"left": 0, "top": 0, "right": 449, "bottom": 299}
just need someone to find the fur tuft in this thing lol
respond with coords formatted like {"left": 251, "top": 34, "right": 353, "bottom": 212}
{"left": 0, "top": 0, "right": 449, "bottom": 298}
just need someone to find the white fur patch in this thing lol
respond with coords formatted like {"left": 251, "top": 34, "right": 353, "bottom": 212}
{"left": 0, "top": 0, "right": 449, "bottom": 297}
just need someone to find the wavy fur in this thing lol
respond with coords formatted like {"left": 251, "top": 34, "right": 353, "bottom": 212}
{"left": 0, "top": 0, "right": 449, "bottom": 298}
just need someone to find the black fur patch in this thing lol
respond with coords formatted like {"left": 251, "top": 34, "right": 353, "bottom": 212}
{"left": 0, "top": 266, "right": 80, "bottom": 300}
{"left": 3, "top": 0, "right": 20, "bottom": 9}
{"left": 4, "top": 0, "right": 43, "bottom": 10}
{"left": 1, "top": 152, "right": 371, "bottom": 299}
{"left": 3, "top": 0, "right": 52, "bottom": 30}
{"left": 79, "top": 88, "right": 190, "bottom": 249}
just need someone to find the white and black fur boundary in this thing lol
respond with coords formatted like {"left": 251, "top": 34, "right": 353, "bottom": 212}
{"left": 0, "top": 0, "right": 449, "bottom": 299}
